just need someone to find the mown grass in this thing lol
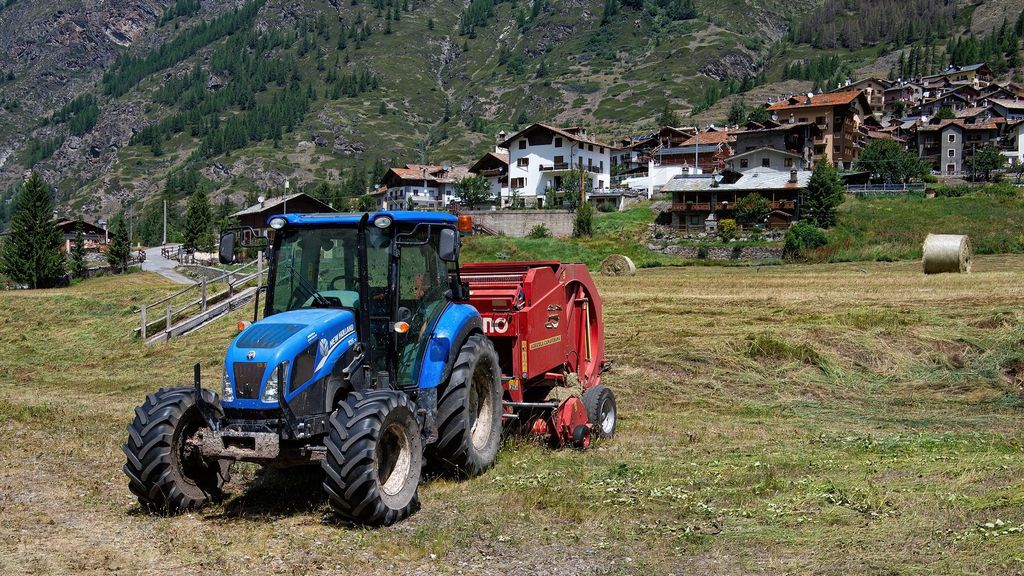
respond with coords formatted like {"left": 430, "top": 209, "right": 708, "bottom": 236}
{"left": 1, "top": 258, "right": 1024, "bottom": 574}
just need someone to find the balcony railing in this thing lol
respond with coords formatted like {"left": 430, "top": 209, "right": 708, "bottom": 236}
{"left": 539, "top": 162, "right": 570, "bottom": 172}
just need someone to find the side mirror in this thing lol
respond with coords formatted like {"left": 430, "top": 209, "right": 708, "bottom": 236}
{"left": 218, "top": 233, "right": 236, "bottom": 264}
{"left": 439, "top": 228, "right": 459, "bottom": 262}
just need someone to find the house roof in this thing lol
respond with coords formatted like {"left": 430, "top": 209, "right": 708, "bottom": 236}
{"left": 383, "top": 164, "right": 471, "bottom": 185}
{"left": 662, "top": 167, "right": 811, "bottom": 193}
{"left": 767, "top": 90, "right": 867, "bottom": 111}
{"left": 55, "top": 219, "right": 106, "bottom": 235}
{"left": 732, "top": 121, "right": 821, "bottom": 137}
{"left": 917, "top": 118, "right": 1004, "bottom": 132}
{"left": 658, "top": 143, "right": 727, "bottom": 156}
{"left": 469, "top": 151, "right": 509, "bottom": 174}
{"left": 727, "top": 147, "right": 804, "bottom": 162}
{"left": 986, "top": 98, "right": 1024, "bottom": 112}
{"left": 680, "top": 129, "right": 733, "bottom": 146}
{"left": 866, "top": 130, "right": 906, "bottom": 143}
{"left": 232, "top": 193, "right": 335, "bottom": 218}
{"left": 921, "top": 63, "right": 991, "bottom": 80}
{"left": 499, "top": 123, "right": 613, "bottom": 149}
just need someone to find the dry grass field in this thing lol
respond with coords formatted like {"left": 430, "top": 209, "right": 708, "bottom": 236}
{"left": 2, "top": 256, "right": 1023, "bottom": 575}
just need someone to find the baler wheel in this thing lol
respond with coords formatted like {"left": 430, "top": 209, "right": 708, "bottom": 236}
{"left": 122, "top": 387, "right": 228, "bottom": 514}
{"left": 582, "top": 385, "right": 617, "bottom": 439}
{"left": 430, "top": 334, "right": 503, "bottom": 478}
{"left": 322, "top": 391, "right": 423, "bottom": 526}
{"left": 572, "top": 425, "right": 591, "bottom": 450}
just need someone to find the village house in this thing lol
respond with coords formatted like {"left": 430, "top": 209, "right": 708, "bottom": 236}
{"left": 766, "top": 91, "right": 871, "bottom": 170}
{"left": 984, "top": 98, "right": 1024, "bottom": 122}
{"left": 612, "top": 126, "right": 696, "bottom": 174}
{"left": 834, "top": 78, "right": 891, "bottom": 114}
{"left": 726, "top": 148, "right": 808, "bottom": 172}
{"left": 502, "top": 124, "right": 613, "bottom": 208}
{"left": 915, "top": 119, "right": 1006, "bottom": 176}
{"left": 468, "top": 148, "right": 510, "bottom": 207}
{"left": 55, "top": 219, "right": 107, "bottom": 252}
{"left": 911, "top": 92, "right": 974, "bottom": 117}
{"left": 378, "top": 163, "right": 470, "bottom": 210}
{"left": 920, "top": 63, "right": 994, "bottom": 90}
{"left": 662, "top": 167, "right": 810, "bottom": 232}
{"left": 730, "top": 121, "right": 821, "bottom": 168}
{"left": 883, "top": 82, "right": 925, "bottom": 114}
{"left": 1003, "top": 120, "right": 1024, "bottom": 167}
{"left": 652, "top": 127, "right": 733, "bottom": 172}
{"left": 232, "top": 193, "right": 335, "bottom": 237}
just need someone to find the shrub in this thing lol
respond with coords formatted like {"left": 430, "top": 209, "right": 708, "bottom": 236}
{"left": 573, "top": 201, "right": 593, "bottom": 237}
{"left": 719, "top": 219, "right": 737, "bottom": 241}
{"left": 527, "top": 223, "right": 551, "bottom": 239}
{"left": 933, "top": 184, "right": 970, "bottom": 198}
{"left": 783, "top": 222, "right": 828, "bottom": 258}
{"left": 597, "top": 202, "right": 616, "bottom": 213}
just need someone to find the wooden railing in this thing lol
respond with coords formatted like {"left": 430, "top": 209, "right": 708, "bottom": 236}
{"left": 136, "top": 257, "right": 265, "bottom": 341}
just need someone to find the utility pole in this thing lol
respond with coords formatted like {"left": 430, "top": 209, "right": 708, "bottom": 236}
{"left": 162, "top": 199, "right": 167, "bottom": 246}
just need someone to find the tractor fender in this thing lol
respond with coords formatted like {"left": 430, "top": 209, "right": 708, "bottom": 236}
{"left": 417, "top": 303, "right": 482, "bottom": 390}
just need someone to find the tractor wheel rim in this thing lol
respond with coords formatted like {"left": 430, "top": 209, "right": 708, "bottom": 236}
{"left": 469, "top": 367, "right": 494, "bottom": 451}
{"left": 377, "top": 422, "right": 412, "bottom": 497}
{"left": 600, "top": 397, "right": 616, "bottom": 435}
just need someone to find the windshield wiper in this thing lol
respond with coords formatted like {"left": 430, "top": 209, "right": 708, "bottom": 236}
{"left": 282, "top": 262, "right": 332, "bottom": 308}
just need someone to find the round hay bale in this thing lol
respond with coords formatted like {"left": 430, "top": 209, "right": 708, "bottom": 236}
{"left": 922, "top": 234, "right": 971, "bottom": 274}
{"left": 600, "top": 255, "right": 636, "bottom": 276}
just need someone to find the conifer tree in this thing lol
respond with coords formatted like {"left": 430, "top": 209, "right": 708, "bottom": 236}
{"left": 69, "top": 223, "right": 88, "bottom": 279}
{"left": 802, "top": 162, "right": 844, "bottom": 228}
{"left": 0, "top": 172, "right": 65, "bottom": 288}
{"left": 183, "top": 189, "right": 214, "bottom": 252}
{"left": 107, "top": 217, "right": 131, "bottom": 273}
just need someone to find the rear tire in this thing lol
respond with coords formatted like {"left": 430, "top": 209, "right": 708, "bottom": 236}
{"left": 582, "top": 385, "right": 617, "bottom": 439}
{"left": 322, "top": 391, "right": 423, "bottom": 526}
{"left": 430, "top": 334, "right": 503, "bottom": 477}
{"left": 122, "top": 387, "right": 228, "bottom": 514}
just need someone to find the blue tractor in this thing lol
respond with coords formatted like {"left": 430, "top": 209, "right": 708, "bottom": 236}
{"left": 123, "top": 212, "right": 505, "bottom": 525}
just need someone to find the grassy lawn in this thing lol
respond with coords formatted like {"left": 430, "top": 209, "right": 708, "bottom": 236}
{"left": 2, "top": 258, "right": 1024, "bottom": 574}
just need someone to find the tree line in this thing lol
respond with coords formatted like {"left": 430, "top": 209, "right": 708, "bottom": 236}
{"left": 782, "top": 54, "right": 854, "bottom": 92}
{"left": 946, "top": 13, "right": 1024, "bottom": 76}
{"left": 791, "top": 0, "right": 957, "bottom": 51}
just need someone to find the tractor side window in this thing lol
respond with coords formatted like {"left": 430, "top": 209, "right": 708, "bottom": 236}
{"left": 396, "top": 228, "right": 449, "bottom": 387}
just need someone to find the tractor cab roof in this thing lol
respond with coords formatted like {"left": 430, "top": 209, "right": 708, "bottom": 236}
{"left": 273, "top": 211, "right": 458, "bottom": 227}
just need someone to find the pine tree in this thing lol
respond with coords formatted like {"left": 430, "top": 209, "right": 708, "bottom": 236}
{"left": 802, "top": 162, "right": 844, "bottom": 228}
{"left": 183, "top": 189, "right": 214, "bottom": 252}
{"left": 107, "top": 217, "right": 131, "bottom": 273}
{"left": 69, "top": 223, "right": 87, "bottom": 279}
{"left": 0, "top": 173, "right": 65, "bottom": 288}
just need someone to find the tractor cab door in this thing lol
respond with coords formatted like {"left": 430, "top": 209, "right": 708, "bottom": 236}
{"left": 395, "top": 226, "right": 449, "bottom": 388}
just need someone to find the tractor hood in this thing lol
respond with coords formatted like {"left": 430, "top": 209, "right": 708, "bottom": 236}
{"left": 223, "top": 308, "right": 359, "bottom": 409}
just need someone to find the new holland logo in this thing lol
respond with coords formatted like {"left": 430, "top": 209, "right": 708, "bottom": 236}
{"left": 246, "top": 350, "right": 256, "bottom": 360}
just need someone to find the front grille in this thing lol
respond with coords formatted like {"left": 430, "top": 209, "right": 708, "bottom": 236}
{"left": 233, "top": 362, "right": 267, "bottom": 399}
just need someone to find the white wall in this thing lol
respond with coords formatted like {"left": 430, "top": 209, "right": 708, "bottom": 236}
{"left": 506, "top": 133, "right": 611, "bottom": 206}
{"left": 383, "top": 183, "right": 458, "bottom": 209}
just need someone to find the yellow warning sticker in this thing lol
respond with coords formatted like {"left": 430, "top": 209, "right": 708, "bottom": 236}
{"left": 529, "top": 335, "right": 562, "bottom": 350}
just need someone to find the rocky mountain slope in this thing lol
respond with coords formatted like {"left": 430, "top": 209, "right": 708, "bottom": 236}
{"left": 0, "top": 0, "right": 1019, "bottom": 229}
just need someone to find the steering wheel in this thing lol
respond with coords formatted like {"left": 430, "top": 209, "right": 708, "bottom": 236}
{"left": 328, "top": 275, "right": 348, "bottom": 291}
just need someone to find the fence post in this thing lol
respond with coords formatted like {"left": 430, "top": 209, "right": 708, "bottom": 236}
{"left": 201, "top": 277, "right": 207, "bottom": 313}
{"left": 166, "top": 303, "right": 172, "bottom": 333}
{"left": 257, "top": 250, "right": 263, "bottom": 290}
{"left": 141, "top": 306, "right": 147, "bottom": 340}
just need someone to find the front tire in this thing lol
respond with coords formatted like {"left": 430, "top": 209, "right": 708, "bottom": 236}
{"left": 322, "top": 391, "right": 423, "bottom": 526}
{"left": 582, "top": 385, "right": 617, "bottom": 439}
{"left": 430, "top": 334, "right": 503, "bottom": 478}
{"left": 122, "top": 387, "right": 227, "bottom": 514}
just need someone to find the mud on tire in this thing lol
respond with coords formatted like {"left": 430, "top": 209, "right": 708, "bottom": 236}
{"left": 429, "top": 333, "right": 503, "bottom": 478}
{"left": 123, "top": 387, "right": 228, "bottom": 514}
{"left": 322, "top": 390, "right": 423, "bottom": 526}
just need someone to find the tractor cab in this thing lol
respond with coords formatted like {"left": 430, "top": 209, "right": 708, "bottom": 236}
{"left": 218, "top": 212, "right": 467, "bottom": 421}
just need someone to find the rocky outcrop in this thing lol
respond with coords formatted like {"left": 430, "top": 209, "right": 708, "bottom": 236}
{"left": 699, "top": 52, "right": 756, "bottom": 82}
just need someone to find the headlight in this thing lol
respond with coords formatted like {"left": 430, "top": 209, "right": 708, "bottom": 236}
{"left": 373, "top": 214, "right": 392, "bottom": 229}
{"left": 269, "top": 217, "right": 287, "bottom": 230}
{"left": 262, "top": 361, "right": 287, "bottom": 403}
{"left": 221, "top": 366, "right": 234, "bottom": 402}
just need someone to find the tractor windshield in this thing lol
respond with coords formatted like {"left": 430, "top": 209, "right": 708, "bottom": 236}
{"left": 269, "top": 226, "right": 390, "bottom": 315}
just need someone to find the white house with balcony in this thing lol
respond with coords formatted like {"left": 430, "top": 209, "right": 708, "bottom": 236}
{"left": 501, "top": 124, "right": 613, "bottom": 208}
{"left": 378, "top": 164, "right": 470, "bottom": 210}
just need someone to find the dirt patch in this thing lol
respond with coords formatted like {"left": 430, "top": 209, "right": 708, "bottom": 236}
{"left": 1000, "top": 360, "right": 1024, "bottom": 396}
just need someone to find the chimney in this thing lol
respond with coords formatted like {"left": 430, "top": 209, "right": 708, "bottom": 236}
{"left": 789, "top": 169, "right": 798, "bottom": 184}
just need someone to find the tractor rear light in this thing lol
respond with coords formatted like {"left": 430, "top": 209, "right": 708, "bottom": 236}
{"left": 457, "top": 215, "right": 473, "bottom": 233}
{"left": 221, "top": 367, "right": 234, "bottom": 402}
{"left": 393, "top": 321, "right": 410, "bottom": 334}
{"left": 237, "top": 320, "right": 251, "bottom": 333}
{"left": 262, "top": 361, "right": 287, "bottom": 403}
